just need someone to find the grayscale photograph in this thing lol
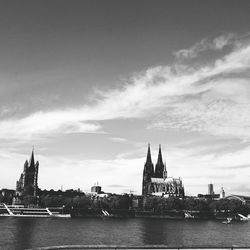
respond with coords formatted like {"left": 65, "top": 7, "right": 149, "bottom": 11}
{"left": 0, "top": 0, "right": 250, "bottom": 249}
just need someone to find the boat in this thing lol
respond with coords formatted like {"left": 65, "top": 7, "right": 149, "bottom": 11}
{"left": 238, "top": 213, "right": 249, "bottom": 221}
{"left": 0, "top": 203, "right": 70, "bottom": 218}
{"left": 222, "top": 217, "right": 232, "bottom": 224}
{"left": 184, "top": 212, "right": 195, "bottom": 219}
{"left": 101, "top": 209, "right": 113, "bottom": 218}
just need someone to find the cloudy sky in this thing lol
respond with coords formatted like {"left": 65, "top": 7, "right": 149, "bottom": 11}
{"left": 1, "top": 0, "right": 250, "bottom": 196}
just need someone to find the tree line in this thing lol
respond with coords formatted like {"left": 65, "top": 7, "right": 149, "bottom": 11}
{"left": 1, "top": 190, "right": 249, "bottom": 215}
{"left": 36, "top": 193, "right": 250, "bottom": 215}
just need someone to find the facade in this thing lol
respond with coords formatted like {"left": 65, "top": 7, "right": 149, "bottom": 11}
{"left": 1, "top": 189, "right": 15, "bottom": 197}
{"left": 91, "top": 185, "right": 102, "bottom": 194}
{"left": 16, "top": 149, "right": 39, "bottom": 198}
{"left": 197, "top": 184, "right": 220, "bottom": 200}
{"left": 142, "top": 144, "right": 184, "bottom": 197}
{"left": 197, "top": 193, "right": 220, "bottom": 199}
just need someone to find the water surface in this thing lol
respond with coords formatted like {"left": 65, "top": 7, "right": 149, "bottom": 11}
{"left": 0, "top": 217, "right": 249, "bottom": 249}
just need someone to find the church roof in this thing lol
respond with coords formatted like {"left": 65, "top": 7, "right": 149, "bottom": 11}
{"left": 151, "top": 177, "right": 182, "bottom": 184}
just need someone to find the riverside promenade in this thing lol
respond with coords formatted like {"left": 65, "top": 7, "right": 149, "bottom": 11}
{"left": 28, "top": 246, "right": 250, "bottom": 250}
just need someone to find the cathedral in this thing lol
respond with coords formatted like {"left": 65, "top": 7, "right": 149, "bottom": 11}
{"left": 142, "top": 144, "right": 184, "bottom": 197}
{"left": 16, "top": 149, "right": 39, "bottom": 198}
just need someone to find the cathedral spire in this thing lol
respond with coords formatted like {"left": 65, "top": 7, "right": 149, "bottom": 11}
{"left": 146, "top": 143, "right": 152, "bottom": 164}
{"left": 157, "top": 144, "right": 163, "bottom": 165}
{"left": 29, "top": 148, "right": 35, "bottom": 170}
{"left": 163, "top": 160, "right": 167, "bottom": 180}
{"left": 154, "top": 144, "right": 164, "bottom": 178}
{"left": 142, "top": 143, "right": 154, "bottom": 195}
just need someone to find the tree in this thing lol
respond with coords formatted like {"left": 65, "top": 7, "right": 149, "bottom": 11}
{"left": 105, "top": 195, "right": 132, "bottom": 210}
{"left": 184, "top": 198, "right": 209, "bottom": 211}
{"left": 72, "top": 196, "right": 91, "bottom": 209}
{"left": 39, "top": 195, "right": 67, "bottom": 207}
{"left": 23, "top": 195, "right": 37, "bottom": 206}
{"left": 143, "top": 196, "right": 158, "bottom": 211}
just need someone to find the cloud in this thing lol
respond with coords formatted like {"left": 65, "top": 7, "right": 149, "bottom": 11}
{"left": 174, "top": 33, "right": 236, "bottom": 59}
{"left": 2, "top": 33, "right": 250, "bottom": 196}
{"left": 108, "top": 137, "right": 128, "bottom": 143}
{"left": 0, "top": 111, "right": 101, "bottom": 140}
{"left": 228, "top": 185, "right": 250, "bottom": 195}
{"left": 2, "top": 139, "right": 250, "bottom": 195}
{"left": 1, "top": 33, "right": 250, "bottom": 142}
{"left": 221, "top": 164, "right": 250, "bottom": 170}
{"left": 36, "top": 141, "right": 250, "bottom": 196}
{"left": 107, "top": 184, "right": 128, "bottom": 188}
{"left": 35, "top": 155, "right": 144, "bottom": 194}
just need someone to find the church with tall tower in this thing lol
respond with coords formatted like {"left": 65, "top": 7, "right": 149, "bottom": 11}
{"left": 16, "top": 149, "right": 39, "bottom": 199}
{"left": 142, "top": 144, "right": 184, "bottom": 197}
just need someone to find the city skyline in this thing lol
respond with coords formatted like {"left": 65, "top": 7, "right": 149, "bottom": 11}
{"left": 1, "top": 0, "right": 250, "bottom": 195}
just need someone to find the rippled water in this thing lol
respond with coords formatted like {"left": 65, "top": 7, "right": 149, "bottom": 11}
{"left": 0, "top": 217, "right": 250, "bottom": 249}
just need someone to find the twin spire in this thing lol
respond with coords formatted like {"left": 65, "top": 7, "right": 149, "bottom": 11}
{"left": 146, "top": 143, "right": 152, "bottom": 163}
{"left": 29, "top": 148, "right": 35, "bottom": 169}
{"left": 145, "top": 144, "right": 167, "bottom": 179}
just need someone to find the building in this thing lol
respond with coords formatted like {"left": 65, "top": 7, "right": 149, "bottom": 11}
{"left": 197, "top": 184, "right": 220, "bottom": 200}
{"left": 142, "top": 144, "right": 184, "bottom": 197}
{"left": 220, "top": 187, "right": 225, "bottom": 198}
{"left": 91, "top": 184, "right": 102, "bottom": 194}
{"left": 0, "top": 189, "right": 15, "bottom": 204}
{"left": 208, "top": 183, "right": 214, "bottom": 195}
{"left": 16, "top": 149, "right": 39, "bottom": 198}
{"left": 197, "top": 193, "right": 220, "bottom": 199}
{"left": 1, "top": 188, "right": 15, "bottom": 197}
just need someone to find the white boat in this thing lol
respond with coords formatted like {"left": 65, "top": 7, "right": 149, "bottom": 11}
{"left": 184, "top": 212, "right": 195, "bottom": 219}
{"left": 101, "top": 209, "right": 113, "bottom": 217}
{"left": 0, "top": 203, "right": 70, "bottom": 218}
{"left": 222, "top": 217, "right": 232, "bottom": 224}
{"left": 238, "top": 213, "right": 249, "bottom": 221}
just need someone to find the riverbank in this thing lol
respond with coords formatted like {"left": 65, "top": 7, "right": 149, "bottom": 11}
{"left": 70, "top": 208, "right": 248, "bottom": 220}
{"left": 27, "top": 245, "right": 250, "bottom": 250}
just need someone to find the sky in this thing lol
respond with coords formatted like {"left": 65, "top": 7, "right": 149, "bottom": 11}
{"left": 1, "top": 0, "right": 250, "bottom": 196}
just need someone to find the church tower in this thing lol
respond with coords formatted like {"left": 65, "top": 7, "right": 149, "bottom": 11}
{"left": 23, "top": 149, "right": 39, "bottom": 196}
{"left": 154, "top": 144, "right": 164, "bottom": 178}
{"left": 163, "top": 160, "right": 167, "bottom": 180}
{"left": 142, "top": 144, "right": 154, "bottom": 195}
{"left": 16, "top": 149, "right": 39, "bottom": 198}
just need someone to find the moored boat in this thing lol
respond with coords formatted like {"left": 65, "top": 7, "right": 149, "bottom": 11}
{"left": 184, "top": 212, "right": 195, "bottom": 219}
{"left": 0, "top": 203, "right": 70, "bottom": 218}
{"left": 238, "top": 213, "right": 249, "bottom": 221}
{"left": 222, "top": 217, "right": 232, "bottom": 224}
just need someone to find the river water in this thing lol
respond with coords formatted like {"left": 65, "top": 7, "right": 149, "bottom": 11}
{"left": 0, "top": 217, "right": 250, "bottom": 249}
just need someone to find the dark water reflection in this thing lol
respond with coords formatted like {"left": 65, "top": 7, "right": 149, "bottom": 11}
{"left": 0, "top": 217, "right": 250, "bottom": 249}
{"left": 12, "top": 218, "right": 37, "bottom": 249}
{"left": 140, "top": 219, "right": 169, "bottom": 245}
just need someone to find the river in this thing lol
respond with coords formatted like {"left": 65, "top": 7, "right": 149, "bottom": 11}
{"left": 0, "top": 217, "right": 250, "bottom": 249}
